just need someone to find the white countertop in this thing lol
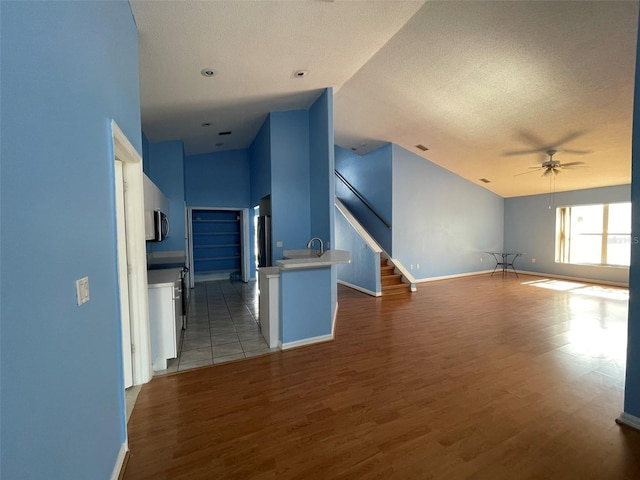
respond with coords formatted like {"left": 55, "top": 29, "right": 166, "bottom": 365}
{"left": 147, "top": 268, "right": 183, "bottom": 287}
{"left": 276, "top": 249, "right": 350, "bottom": 270}
{"left": 258, "top": 266, "right": 281, "bottom": 278}
{"left": 147, "top": 251, "right": 186, "bottom": 267}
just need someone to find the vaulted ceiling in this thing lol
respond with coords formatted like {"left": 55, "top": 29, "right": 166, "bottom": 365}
{"left": 131, "top": 1, "right": 639, "bottom": 198}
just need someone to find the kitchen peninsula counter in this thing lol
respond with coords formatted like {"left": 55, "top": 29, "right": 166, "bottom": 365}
{"left": 277, "top": 249, "right": 350, "bottom": 270}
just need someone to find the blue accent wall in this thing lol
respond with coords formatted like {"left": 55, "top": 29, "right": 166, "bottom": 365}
{"left": 280, "top": 268, "right": 333, "bottom": 343}
{"left": 270, "top": 110, "right": 311, "bottom": 260}
{"left": 1, "top": 1, "right": 140, "bottom": 478}
{"left": 185, "top": 149, "right": 253, "bottom": 278}
{"left": 335, "top": 144, "right": 393, "bottom": 253}
{"left": 504, "top": 185, "right": 630, "bottom": 284}
{"left": 250, "top": 118, "right": 272, "bottom": 207}
{"left": 146, "top": 140, "right": 185, "bottom": 252}
{"left": 624, "top": 13, "right": 640, "bottom": 420}
{"left": 392, "top": 144, "right": 504, "bottom": 278}
{"left": 335, "top": 205, "right": 381, "bottom": 294}
{"left": 309, "top": 88, "right": 335, "bottom": 248}
{"left": 185, "top": 149, "right": 250, "bottom": 207}
{"left": 308, "top": 89, "right": 337, "bottom": 311}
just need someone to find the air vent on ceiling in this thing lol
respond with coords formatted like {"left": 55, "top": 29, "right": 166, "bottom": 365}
{"left": 415, "top": 144, "right": 429, "bottom": 152}
{"left": 479, "top": 178, "right": 491, "bottom": 184}
{"left": 218, "top": 131, "right": 232, "bottom": 136}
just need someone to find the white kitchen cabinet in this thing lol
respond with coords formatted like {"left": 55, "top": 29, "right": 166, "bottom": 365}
{"left": 147, "top": 268, "right": 183, "bottom": 371}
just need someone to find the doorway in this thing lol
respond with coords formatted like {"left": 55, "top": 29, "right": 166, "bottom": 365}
{"left": 114, "top": 160, "right": 133, "bottom": 388}
{"left": 187, "top": 207, "right": 250, "bottom": 287}
{"left": 111, "top": 121, "right": 153, "bottom": 387}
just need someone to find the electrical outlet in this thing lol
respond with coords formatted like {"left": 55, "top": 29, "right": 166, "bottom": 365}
{"left": 532, "top": 258, "right": 536, "bottom": 263}
{"left": 416, "top": 264, "right": 420, "bottom": 269}
{"left": 410, "top": 264, "right": 414, "bottom": 270}
{"left": 480, "top": 257, "right": 483, "bottom": 262}
{"left": 76, "top": 277, "right": 90, "bottom": 306}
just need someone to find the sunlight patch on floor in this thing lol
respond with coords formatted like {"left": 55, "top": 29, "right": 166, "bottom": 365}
{"left": 522, "top": 278, "right": 629, "bottom": 301}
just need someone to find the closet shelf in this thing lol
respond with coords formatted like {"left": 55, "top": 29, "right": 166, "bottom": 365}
{"left": 192, "top": 209, "right": 242, "bottom": 274}
{"left": 193, "top": 219, "right": 238, "bottom": 223}
{"left": 194, "top": 244, "right": 240, "bottom": 248}
{"left": 195, "top": 255, "right": 240, "bottom": 262}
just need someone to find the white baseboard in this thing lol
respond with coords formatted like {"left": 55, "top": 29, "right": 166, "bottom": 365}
{"left": 110, "top": 442, "right": 128, "bottom": 480}
{"left": 416, "top": 269, "right": 494, "bottom": 283}
{"left": 412, "top": 268, "right": 628, "bottom": 287}
{"left": 517, "top": 270, "right": 628, "bottom": 287}
{"left": 337, "top": 280, "right": 381, "bottom": 297}
{"left": 281, "top": 333, "right": 333, "bottom": 350}
{"left": 616, "top": 412, "right": 640, "bottom": 431}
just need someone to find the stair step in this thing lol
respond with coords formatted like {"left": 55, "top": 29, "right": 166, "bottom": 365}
{"left": 380, "top": 265, "right": 395, "bottom": 275}
{"left": 381, "top": 274, "right": 402, "bottom": 285}
{"left": 382, "top": 283, "right": 411, "bottom": 295}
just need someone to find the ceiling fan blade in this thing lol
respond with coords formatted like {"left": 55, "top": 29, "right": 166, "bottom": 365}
{"left": 505, "top": 130, "right": 590, "bottom": 158}
{"left": 515, "top": 169, "right": 542, "bottom": 176}
{"left": 515, "top": 131, "right": 547, "bottom": 148}
{"left": 559, "top": 161, "right": 587, "bottom": 167}
{"left": 503, "top": 148, "right": 546, "bottom": 157}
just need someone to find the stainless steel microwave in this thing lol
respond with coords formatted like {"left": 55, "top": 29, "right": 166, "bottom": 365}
{"left": 153, "top": 210, "right": 170, "bottom": 242}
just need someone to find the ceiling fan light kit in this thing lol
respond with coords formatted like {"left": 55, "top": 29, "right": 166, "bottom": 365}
{"left": 515, "top": 149, "right": 587, "bottom": 177}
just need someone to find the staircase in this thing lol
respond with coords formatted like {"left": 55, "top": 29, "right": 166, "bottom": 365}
{"left": 380, "top": 256, "right": 411, "bottom": 295}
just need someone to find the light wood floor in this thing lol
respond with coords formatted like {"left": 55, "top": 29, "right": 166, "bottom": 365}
{"left": 123, "top": 274, "right": 640, "bottom": 479}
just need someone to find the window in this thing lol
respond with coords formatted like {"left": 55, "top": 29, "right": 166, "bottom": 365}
{"left": 556, "top": 202, "right": 631, "bottom": 267}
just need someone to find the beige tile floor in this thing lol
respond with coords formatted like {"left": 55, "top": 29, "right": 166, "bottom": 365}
{"left": 154, "top": 279, "right": 279, "bottom": 375}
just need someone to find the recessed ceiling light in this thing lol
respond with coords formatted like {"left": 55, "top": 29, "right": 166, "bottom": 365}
{"left": 293, "top": 70, "right": 308, "bottom": 78}
{"left": 479, "top": 178, "right": 491, "bottom": 184}
{"left": 415, "top": 144, "right": 429, "bottom": 152}
{"left": 201, "top": 68, "right": 216, "bottom": 77}
{"left": 218, "top": 131, "right": 232, "bottom": 136}
{"left": 201, "top": 122, "right": 212, "bottom": 127}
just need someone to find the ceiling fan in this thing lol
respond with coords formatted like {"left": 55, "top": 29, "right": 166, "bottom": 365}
{"left": 515, "top": 149, "right": 587, "bottom": 177}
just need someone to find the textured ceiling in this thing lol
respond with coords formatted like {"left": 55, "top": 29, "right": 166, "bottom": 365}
{"left": 131, "top": 0, "right": 638, "bottom": 198}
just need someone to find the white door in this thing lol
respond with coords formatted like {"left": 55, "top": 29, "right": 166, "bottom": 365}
{"left": 115, "top": 160, "right": 133, "bottom": 388}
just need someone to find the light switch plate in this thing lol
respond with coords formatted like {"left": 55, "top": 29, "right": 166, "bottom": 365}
{"left": 276, "top": 241, "right": 283, "bottom": 247}
{"left": 76, "top": 277, "right": 90, "bottom": 306}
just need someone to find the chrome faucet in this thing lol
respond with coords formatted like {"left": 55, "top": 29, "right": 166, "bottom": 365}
{"left": 306, "top": 237, "right": 324, "bottom": 256}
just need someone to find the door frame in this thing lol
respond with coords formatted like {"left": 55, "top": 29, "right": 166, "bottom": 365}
{"left": 187, "top": 206, "right": 250, "bottom": 287}
{"left": 112, "top": 120, "right": 153, "bottom": 386}
{"left": 114, "top": 161, "right": 133, "bottom": 389}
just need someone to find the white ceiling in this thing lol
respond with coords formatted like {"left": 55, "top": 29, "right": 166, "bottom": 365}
{"left": 131, "top": 0, "right": 638, "bottom": 198}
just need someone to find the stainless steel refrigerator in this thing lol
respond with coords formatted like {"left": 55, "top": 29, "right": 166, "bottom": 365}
{"left": 257, "top": 215, "right": 272, "bottom": 267}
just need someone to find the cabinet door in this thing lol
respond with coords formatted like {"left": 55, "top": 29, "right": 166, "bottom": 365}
{"left": 174, "top": 280, "right": 183, "bottom": 350}
{"left": 148, "top": 285, "right": 177, "bottom": 371}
